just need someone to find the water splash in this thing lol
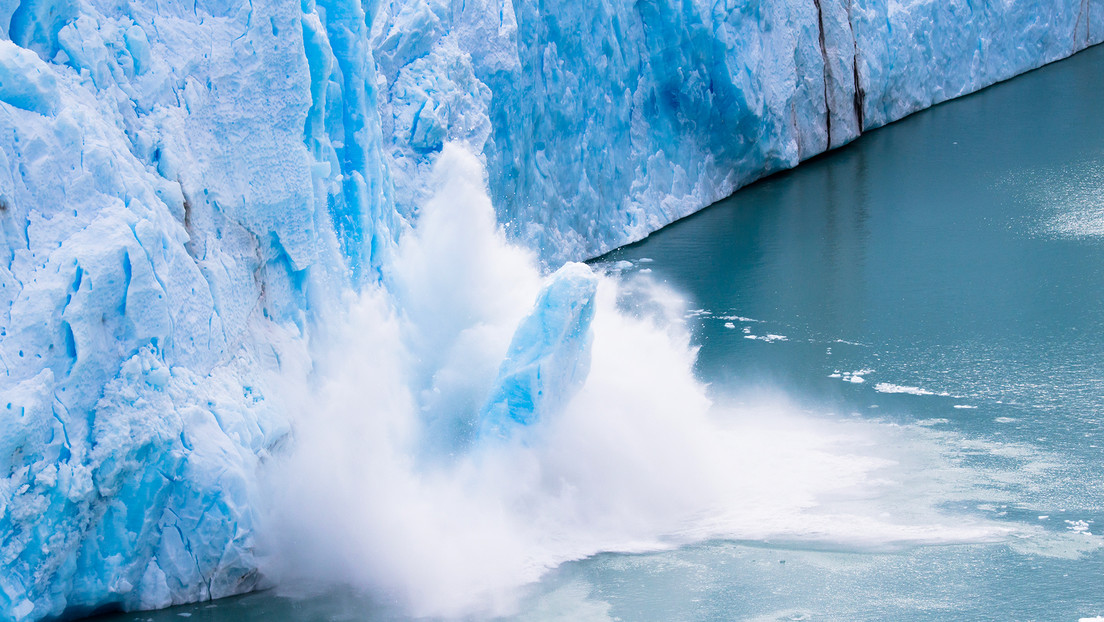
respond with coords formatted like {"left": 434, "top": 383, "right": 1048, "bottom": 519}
{"left": 259, "top": 145, "right": 1008, "bottom": 618}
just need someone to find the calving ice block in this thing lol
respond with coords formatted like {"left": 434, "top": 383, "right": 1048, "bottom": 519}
{"left": 478, "top": 262, "right": 597, "bottom": 440}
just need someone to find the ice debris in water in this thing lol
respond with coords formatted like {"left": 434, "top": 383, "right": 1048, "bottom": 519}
{"left": 830, "top": 369, "right": 873, "bottom": 383}
{"left": 478, "top": 263, "right": 598, "bottom": 440}
{"left": 744, "top": 333, "right": 789, "bottom": 343}
{"left": 873, "top": 383, "right": 951, "bottom": 396}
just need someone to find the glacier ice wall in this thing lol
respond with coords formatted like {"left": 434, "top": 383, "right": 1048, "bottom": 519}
{"left": 0, "top": 0, "right": 1100, "bottom": 619}
{"left": 0, "top": 0, "right": 393, "bottom": 618}
{"left": 373, "top": 0, "right": 1104, "bottom": 262}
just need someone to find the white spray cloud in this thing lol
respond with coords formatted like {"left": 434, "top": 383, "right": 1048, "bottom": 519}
{"left": 259, "top": 145, "right": 1008, "bottom": 618}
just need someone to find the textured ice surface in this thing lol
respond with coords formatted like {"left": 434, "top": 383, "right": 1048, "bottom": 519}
{"left": 0, "top": 0, "right": 1101, "bottom": 619}
{"left": 373, "top": 0, "right": 1104, "bottom": 262}
{"left": 0, "top": 0, "right": 387, "bottom": 619}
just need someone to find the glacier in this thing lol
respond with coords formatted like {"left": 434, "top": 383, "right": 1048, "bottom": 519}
{"left": 0, "top": 0, "right": 1101, "bottom": 619}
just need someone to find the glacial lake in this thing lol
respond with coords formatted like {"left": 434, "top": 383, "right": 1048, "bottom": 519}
{"left": 94, "top": 43, "right": 1104, "bottom": 622}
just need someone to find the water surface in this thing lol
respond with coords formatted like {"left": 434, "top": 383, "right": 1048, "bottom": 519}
{"left": 594, "top": 41, "right": 1104, "bottom": 620}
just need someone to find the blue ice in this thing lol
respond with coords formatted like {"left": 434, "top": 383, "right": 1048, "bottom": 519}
{"left": 478, "top": 263, "right": 598, "bottom": 440}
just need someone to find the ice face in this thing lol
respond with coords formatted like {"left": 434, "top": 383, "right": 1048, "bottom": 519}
{"left": 0, "top": 1, "right": 379, "bottom": 619}
{"left": 0, "top": 0, "right": 1100, "bottom": 619}
{"left": 375, "top": 0, "right": 1104, "bottom": 263}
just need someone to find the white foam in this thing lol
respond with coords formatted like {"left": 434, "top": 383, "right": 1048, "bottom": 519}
{"left": 718, "top": 315, "right": 762, "bottom": 323}
{"left": 875, "top": 383, "right": 934, "bottom": 396}
{"left": 604, "top": 260, "right": 634, "bottom": 273}
{"left": 833, "top": 339, "right": 868, "bottom": 346}
{"left": 916, "top": 419, "right": 950, "bottom": 427}
{"left": 745, "top": 334, "right": 788, "bottom": 342}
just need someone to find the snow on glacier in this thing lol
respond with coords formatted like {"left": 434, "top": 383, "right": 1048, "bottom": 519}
{"left": 0, "top": 0, "right": 1101, "bottom": 619}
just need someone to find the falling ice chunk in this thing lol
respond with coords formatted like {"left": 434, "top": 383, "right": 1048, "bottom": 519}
{"left": 478, "top": 263, "right": 599, "bottom": 440}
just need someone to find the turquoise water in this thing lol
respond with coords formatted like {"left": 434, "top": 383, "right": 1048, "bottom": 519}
{"left": 94, "top": 44, "right": 1104, "bottom": 622}
{"left": 583, "top": 42, "right": 1104, "bottom": 620}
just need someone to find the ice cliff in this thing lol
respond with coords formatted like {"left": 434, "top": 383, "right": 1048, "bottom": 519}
{"left": 0, "top": 0, "right": 1100, "bottom": 619}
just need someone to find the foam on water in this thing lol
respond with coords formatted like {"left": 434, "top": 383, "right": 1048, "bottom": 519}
{"left": 874, "top": 383, "right": 945, "bottom": 396}
{"left": 257, "top": 147, "right": 1012, "bottom": 618}
{"left": 744, "top": 333, "right": 789, "bottom": 342}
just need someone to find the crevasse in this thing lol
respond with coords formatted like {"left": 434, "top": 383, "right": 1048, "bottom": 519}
{"left": 0, "top": 0, "right": 1100, "bottom": 619}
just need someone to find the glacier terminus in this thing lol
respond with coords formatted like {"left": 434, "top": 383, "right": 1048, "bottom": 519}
{"left": 0, "top": 0, "right": 1101, "bottom": 619}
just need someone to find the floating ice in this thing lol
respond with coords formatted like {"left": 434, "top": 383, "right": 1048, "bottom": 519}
{"left": 1066, "top": 520, "right": 1093, "bottom": 534}
{"left": 875, "top": 383, "right": 932, "bottom": 395}
{"left": 832, "top": 369, "right": 874, "bottom": 383}
{"left": 718, "top": 315, "right": 762, "bottom": 323}
{"left": 745, "top": 334, "right": 789, "bottom": 343}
